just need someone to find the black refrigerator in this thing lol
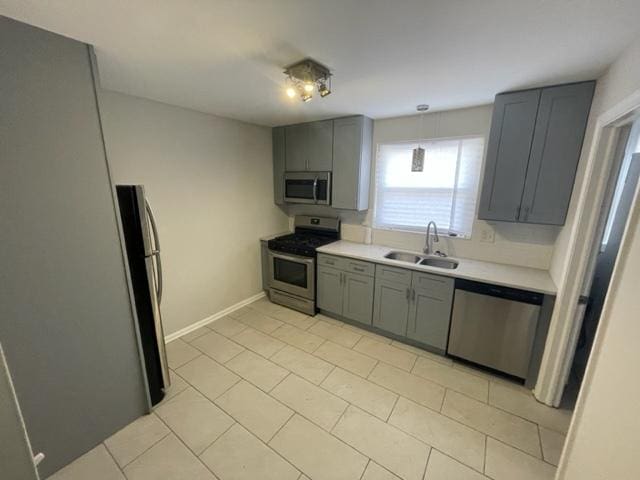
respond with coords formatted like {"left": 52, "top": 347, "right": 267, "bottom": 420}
{"left": 116, "top": 185, "right": 170, "bottom": 405}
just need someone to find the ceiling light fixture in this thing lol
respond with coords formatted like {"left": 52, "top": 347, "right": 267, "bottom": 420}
{"left": 284, "top": 58, "right": 332, "bottom": 102}
{"left": 412, "top": 104, "right": 430, "bottom": 172}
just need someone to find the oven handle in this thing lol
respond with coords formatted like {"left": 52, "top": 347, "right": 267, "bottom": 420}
{"left": 312, "top": 176, "right": 318, "bottom": 204}
{"left": 268, "top": 251, "right": 315, "bottom": 265}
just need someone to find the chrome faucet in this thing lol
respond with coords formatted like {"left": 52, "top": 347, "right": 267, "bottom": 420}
{"left": 424, "top": 221, "right": 439, "bottom": 255}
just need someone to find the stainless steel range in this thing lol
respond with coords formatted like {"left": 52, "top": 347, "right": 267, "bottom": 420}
{"left": 267, "top": 216, "right": 340, "bottom": 315}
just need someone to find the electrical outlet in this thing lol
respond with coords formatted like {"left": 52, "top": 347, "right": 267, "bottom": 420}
{"left": 478, "top": 225, "right": 495, "bottom": 243}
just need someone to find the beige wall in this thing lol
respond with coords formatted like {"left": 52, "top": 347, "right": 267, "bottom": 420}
{"left": 556, "top": 34, "right": 640, "bottom": 479}
{"left": 288, "top": 105, "right": 558, "bottom": 269}
{"left": 99, "top": 91, "right": 289, "bottom": 335}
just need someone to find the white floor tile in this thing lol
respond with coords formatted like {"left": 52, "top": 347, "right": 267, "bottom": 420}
{"left": 332, "top": 406, "right": 430, "bottom": 480}
{"left": 271, "top": 323, "right": 326, "bottom": 353}
{"left": 48, "top": 444, "right": 125, "bottom": 480}
{"left": 412, "top": 357, "right": 489, "bottom": 402}
{"left": 270, "top": 307, "right": 318, "bottom": 330}
{"left": 248, "top": 297, "right": 286, "bottom": 317}
{"left": 271, "top": 345, "right": 334, "bottom": 385}
{"left": 489, "top": 382, "right": 573, "bottom": 434}
{"left": 215, "top": 380, "right": 293, "bottom": 442}
{"left": 368, "top": 362, "right": 445, "bottom": 411}
{"left": 207, "top": 315, "right": 247, "bottom": 338}
{"left": 484, "top": 438, "right": 556, "bottom": 480}
{"left": 166, "top": 339, "right": 201, "bottom": 369}
{"left": 155, "top": 388, "right": 234, "bottom": 454}
{"left": 442, "top": 390, "right": 541, "bottom": 458}
{"left": 390, "top": 341, "right": 453, "bottom": 366}
{"left": 354, "top": 337, "right": 417, "bottom": 371}
{"left": 175, "top": 355, "right": 240, "bottom": 401}
{"left": 123, "top": 434, "right": 216, "bottom": 480}
{"left": 200, "top": 423, "right": 299, "bottom": 480}
{"left": 269, "top": 415, "right": 368, "bottom": 480}
{"left": 321, "top": 367, "right": 398, "bottom": 420}
{"left": 314, "top": 340, "right": 377, "bottom": 377}
{"left": 424, "top": 450, "right": 490, "bottom": 480}
{"left": 388, "top": 397, "right": 485, "bottom": 472}
{"left": 191, "top": 331, "right": 245, "bottom": 363}
{"left": 236, "top": 308, "right": 284, "bottom": 334}
{"left": 162, "top": 370, "right": 189, "bottom": 403}
{"left": 225, "top": 349, "right": 289, "bottom": 392}
{"left": 341, "top": 323, "right": 393, "bottom": 344}
{"left": 232, "top": 327, "right": 286, "bottom": 358}
{"left": 539, "top": 426, "right": 566, "bottom": 466}
{"left": 361, "top": 461, "right": 401, "bottom": 480}
{"left": 271, "top": 374, "right": 347, "bottom": 431}
{"left": 308, "top": 320, "right": 362, "bottom": 348}
{"left": 104, "top": 413, "right": 169, "bottom": 467}
{"left": 181, "top": 326, "right": 212, "bottom": 343}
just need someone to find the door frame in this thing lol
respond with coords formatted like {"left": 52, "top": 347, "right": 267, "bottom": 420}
{"left": 534, "top": 88, "right": 640, "bottom": 406}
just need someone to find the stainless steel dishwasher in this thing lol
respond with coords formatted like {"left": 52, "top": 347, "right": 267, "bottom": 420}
{"left": 447, "top": 279, "right": 543, "bottom": 379}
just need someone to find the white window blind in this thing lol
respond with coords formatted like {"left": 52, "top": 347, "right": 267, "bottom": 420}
{"left": 373, "top": 136, "right": 484, "bottom": 238}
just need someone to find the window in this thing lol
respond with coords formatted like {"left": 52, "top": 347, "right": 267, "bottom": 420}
{"left": 373, "top": 136, "right": 485, "bottom": 238}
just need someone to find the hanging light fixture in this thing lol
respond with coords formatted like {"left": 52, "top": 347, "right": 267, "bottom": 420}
{"left": 412, "top": 104, "right": 429, "bottom": 172}
{"left": 283, "top": 58, "right": 332, "bottom": 102}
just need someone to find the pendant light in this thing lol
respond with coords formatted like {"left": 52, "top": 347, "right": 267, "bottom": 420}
{"left": 412, "top": 104, "right": 429, "bottom": 172}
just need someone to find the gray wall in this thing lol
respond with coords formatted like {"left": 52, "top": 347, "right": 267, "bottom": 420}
{"left": 0, "top": 17, "right": 147, "bottom": 477}
{"left": 98, "top": 90, "right": 289, "bottom": 335}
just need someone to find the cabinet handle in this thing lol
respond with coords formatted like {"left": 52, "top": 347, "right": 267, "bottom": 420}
{"left": 406, "top": 288, "right": 411, "bottom": 300}
{"left": 411, "top": 289, "right": 416, "bottom": 302}
{"left": 523, "top": 206, "right": 530, "bottom": 221}
{"left": 353, "top": 266, "right": 365, "bottom": 272}
{"left": 340, "top": 272, "right": 344, "bottom": 285}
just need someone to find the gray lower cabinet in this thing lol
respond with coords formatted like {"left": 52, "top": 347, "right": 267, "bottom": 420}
{"left": 317, "top": 265, "right": 344, "bottom": 316}
{"left": 406, "top": 274, "right": 455, "bottom": 350}
{"left": 372, "top": 279, "right": 410, "bottom": 335}
{"left": 373, "top": 266, "right": 454, "bottom": 351}
{"left": 478, "top": 81, "right": 595, "bottom": 225}
{"left": 317, "top": 255, "right": 374, "bottom": 325}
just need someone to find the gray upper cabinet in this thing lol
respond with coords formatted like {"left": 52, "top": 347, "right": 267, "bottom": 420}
{"left": 284, "top": 123, "right": 308, "bottom": 171}
{"left": 478, "top": 81, "right": 595, "bottom": 225}
{"left": 332, "top": 116, "right": 373, "bottom": 211}
{"left": 284, "top": 120, "right": 333, "bottom": 171}
{"left": 272, "top": 127, "right": 285, "bottom": 204}
{"left": 307, "top": 120, "right": 334, "bottom": 171}
{"left": 520, "top": 82, "right": 595, "bottom": 224}
{"left": 478, "top": 90, "right": 540, "bottom": 222}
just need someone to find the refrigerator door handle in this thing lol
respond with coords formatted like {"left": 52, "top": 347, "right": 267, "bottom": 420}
{"left": 145, "top": 200, "right": 164, "bottom": 304}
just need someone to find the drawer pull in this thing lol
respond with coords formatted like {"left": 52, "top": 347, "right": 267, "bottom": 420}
{"left": 353, "top": 267, "right": 365, "bottom": 272}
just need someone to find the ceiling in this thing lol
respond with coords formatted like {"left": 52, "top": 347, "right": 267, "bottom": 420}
{"left": 2, "top": 1, "right": 640, "bottom": 126}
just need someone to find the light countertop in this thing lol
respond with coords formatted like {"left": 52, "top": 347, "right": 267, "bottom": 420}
{"left": 316, "top": 240, "right": 557, "bottom": 295}
{"left": 259, "top": 231, "right": 290, "bottom": 242}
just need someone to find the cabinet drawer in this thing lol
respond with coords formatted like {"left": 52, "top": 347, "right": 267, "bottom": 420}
{"left": 343, "top": 259, "right": 374, "bottom": 277}
{"left": 412, "top": 272, "right": 454, "bottom": 300}
{"left": 375, "top": 264, "right": 412, "bottom": 286}
{"left": 317, "top": 254, "right": 347, "bottom": 270}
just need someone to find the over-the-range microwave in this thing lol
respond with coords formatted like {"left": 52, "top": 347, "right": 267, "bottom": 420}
{"left": 283, "top": 171, "right": 331, "bottom": 205}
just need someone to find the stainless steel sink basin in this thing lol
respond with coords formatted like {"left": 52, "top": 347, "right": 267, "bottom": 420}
{"left": 419, "top": 257, "right": 459, "bottom": 269}
{"left": 384, "top": 251, "right": 422, "bottom": 263}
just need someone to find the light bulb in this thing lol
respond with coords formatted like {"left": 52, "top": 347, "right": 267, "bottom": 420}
{"left": 286, "top": 87, "right": 296, "bottom": 98}
{"left": 303, "top": 83, "right": 314, "bottom": 93}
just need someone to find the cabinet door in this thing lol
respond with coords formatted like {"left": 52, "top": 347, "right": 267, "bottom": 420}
{"left": 272, "top": 127, "right": 285, "bottom": 204}
{"left": 342, "top": 272, "right": 374, "bottom": 326}
{"left": 333, "top": 116, "right": 371, "bottom": 210}
{"left": 407, "top": 274, "right": 454, "bottom": 351}
{"left": 317, "top": 265, "right": 343, "bottom": 315}
{"left": 306, "top": 120, "right": 333, "bottom": 171}
{"left": 520, "top": 81, "right": 595, "bottom": 225}
{"left": 478, "top": 90, "right": 541, "bottom": 221}
{"left": 372, "top": 278, "right": 410, "bottom": 336}
{"left": 284, "top": 124, "right": 308, "bottom": 171}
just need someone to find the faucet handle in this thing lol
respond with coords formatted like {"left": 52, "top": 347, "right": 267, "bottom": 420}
{"left": 434, "top": 250, "right": 447, "bottom": 257}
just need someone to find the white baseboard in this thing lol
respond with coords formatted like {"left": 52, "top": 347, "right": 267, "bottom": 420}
{"left": 165, "top": 291, "right": 266, "bottom": 343}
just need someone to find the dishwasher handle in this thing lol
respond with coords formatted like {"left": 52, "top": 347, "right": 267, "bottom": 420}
{"left": 455, "top": 278, "right": 544, "bottom": 305}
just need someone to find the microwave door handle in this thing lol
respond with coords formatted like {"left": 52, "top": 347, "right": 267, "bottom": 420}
{"left": 312, "top": 176, "right": 318, "bottom": 204}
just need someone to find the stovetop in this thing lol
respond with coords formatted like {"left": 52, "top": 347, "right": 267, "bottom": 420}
{"left": 268, "top": 232, "right": 338, "bottom": 257}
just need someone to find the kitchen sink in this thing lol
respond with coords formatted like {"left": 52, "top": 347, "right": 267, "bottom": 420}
{"left": 384, "top": 251, "right": 422, "bottom": 263}
{"left": 419, "top": 257, "right": 459, "bottom": 269}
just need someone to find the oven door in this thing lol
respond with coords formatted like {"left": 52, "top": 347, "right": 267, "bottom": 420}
{"left": 284, "top": 172, "right": 331, "bottom": 205}
{"left": 268, "top": 251, "right": 315, "bottom": 300}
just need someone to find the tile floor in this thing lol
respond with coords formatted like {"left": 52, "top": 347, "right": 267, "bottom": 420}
{"left": 49, "top": 297, "right": 572, "bottom": 480}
